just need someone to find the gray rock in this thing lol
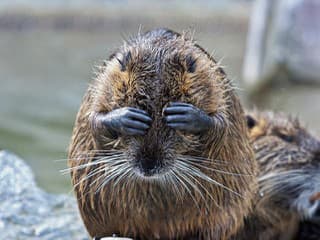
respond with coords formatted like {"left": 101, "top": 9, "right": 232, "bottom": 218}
{"left": 0, "top": 150, "right": 88, "bottom": 240}
{"left": 243, "top": 0, "right": 320, "bottom": 93}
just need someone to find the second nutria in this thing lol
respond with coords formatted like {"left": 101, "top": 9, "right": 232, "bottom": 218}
{"left": 233, "top": 111, "right": 320, "bottom": 240}
{"left": 68, "top": 28, "right": 257, "bottom": 239}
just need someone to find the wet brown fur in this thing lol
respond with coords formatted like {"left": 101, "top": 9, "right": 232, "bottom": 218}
{"left": 68, "top": 29, "right": 257, "bottom": 240}
{"left": 233, "top": 111, "right": 320, "bottom": 240}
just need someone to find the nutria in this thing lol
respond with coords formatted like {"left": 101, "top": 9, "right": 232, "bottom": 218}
{"left": 68, "top": 28, "right": 257, "bottom": 240}
{"left": 233, "top": 111, "right": 320, "bottom": 240}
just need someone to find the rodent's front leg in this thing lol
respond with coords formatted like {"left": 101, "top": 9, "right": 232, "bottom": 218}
{"left": 163, "top": 102, "right": 216, "bottom": 134}
{"left": 90, "top": 107, "right": 152, "bottom": 140}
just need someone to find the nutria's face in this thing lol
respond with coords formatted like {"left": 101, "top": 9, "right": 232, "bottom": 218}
{"left": 92, "top": 37, "right": 225, "bottom": 178}
{"left": 246, "top": 111, "right": 320, "bottom": 219}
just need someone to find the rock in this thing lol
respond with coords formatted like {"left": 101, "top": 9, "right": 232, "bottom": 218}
{"left": 0, "top": 150, "right": 88, "bottom": 240}
{"left": 243, "top": 0, "right": 320, "bottom": 93}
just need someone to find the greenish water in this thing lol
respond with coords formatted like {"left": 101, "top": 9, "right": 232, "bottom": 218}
{"left": 1, "top": 6, "right": 319, "bottom": 194}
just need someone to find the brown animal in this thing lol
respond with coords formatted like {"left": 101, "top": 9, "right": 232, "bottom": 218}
{"left": 68, "top": 28, "right": 257, "bottom": 240}
{"left": 233, "top": 111, "right": 320, "bottom": 240}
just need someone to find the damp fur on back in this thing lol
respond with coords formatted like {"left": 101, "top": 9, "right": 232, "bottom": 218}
{"left": 233, "top": 110, "right": 320, "bottom": 240}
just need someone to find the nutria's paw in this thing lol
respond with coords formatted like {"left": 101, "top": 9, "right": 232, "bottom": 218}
{"left": 92, "top": 107, "right": 152, "bottom": 138}
{"left": 163, "top": 102, "right": 213, "bottom": 134}
{"left": 106, "top": 107, "right": 152, "bottom": 136}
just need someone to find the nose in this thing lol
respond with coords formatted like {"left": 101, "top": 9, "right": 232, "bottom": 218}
{"left": 140, "top": 158, "right": 160, "bottom": 175}
{"left": 136, "top": 143, "right": 165, "bottom": 176}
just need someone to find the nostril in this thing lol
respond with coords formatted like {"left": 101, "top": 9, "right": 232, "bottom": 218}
{"left": 136, "top": 151, "right": 164, "bottom": 176}
{"left": 140, "top": 157, "right": 157, "bottom": 172}
{"left": 135, "top": 142, "right": 168, "bottom": 176}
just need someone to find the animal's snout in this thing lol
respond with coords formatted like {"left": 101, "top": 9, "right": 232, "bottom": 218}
{"left": 135, "top": 143, "right": 166, "bottom": 176}
{"left": 140, "top": 154, "right": 161, "bottom": 175}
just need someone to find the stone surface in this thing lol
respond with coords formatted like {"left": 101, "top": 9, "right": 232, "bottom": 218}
{"left": 0, "top": 150, "right": 88, "bottom": 240}
{"left": 243, "top": 0, "right": 320, "bottom": 93}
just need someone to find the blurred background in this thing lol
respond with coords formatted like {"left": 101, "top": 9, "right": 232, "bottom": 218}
{"left": 0, "top": 0, "right": 319, "bottom": 193}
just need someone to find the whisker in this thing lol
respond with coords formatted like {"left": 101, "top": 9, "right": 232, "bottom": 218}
{"left": 54, "top": 155, "right": 96, "bottom": 163}
{"left": 60, "top": 155, "right": 126, "bottom": 174}
{"left": 74, "top": 165, "right": 107, "bottom": 189}
{"left": 68, "top": 164, "right": 107, "bottom": 195}
{"left": 177, "top": 160, "right": 243, "bottom": 198}
{"left": 52, "top": 153, "right": 122, "bottom": 162}
{"left": 171, "top": 168, "right": 202, "bottom": 211}
{"left": 177, "top": 155, "right": 228, "bottom": 165}
{"left": 81, "top": 152, "right": 125, "bottom": 158}
{"left": 69, "top": 155, "right": 128, "bottom": 196}
{"left": 258, "top": 170, "right": 308, "bottom": 196}
{"left": 181, "top": 158, "right": 252, "bottom": 176}
{"left": 53, "top": 149, "right": 125, "bottom": 162}
{"left": 176, "top": 160, "right": 221, "bottom": 210}
{"left": 259, "top": 170, "right": 306, "bottom": 185}
{"left": 112, "top": 164, "right": 132, "bottom": 187}
{"left": 74, "top": 162, "right": 129, "bottom": 200}
{"left": 175, "top": 163, "right": 209, "bottom": 210}
{"left": 95, "top": 164, "right": 130, "bottom": 194}
{"left": 165, "top": 171, "right": 184, "bottom": 202}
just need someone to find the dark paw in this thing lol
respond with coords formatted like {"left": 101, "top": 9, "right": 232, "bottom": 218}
{"left": 163, "top": 102, "right": 213, "bottom": 134}
{"left": 92, "top": 107, "right": 152, "bottom": 138}
{"left": 107, "top": 107, "right": 152, "bottom": 136}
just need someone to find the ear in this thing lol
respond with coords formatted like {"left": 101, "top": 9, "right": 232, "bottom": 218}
{"left": 246, "top": 114, "right": 257, "bottom": 130}
{"left": 116, "top": 51, "right": 132, "bottom": 72}
{"left": 185, "top": 55, "right": 197, "bottom": 73}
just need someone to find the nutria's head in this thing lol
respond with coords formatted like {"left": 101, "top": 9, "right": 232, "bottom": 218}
{"left": 90, "top": 29, "right": 228, "bottom": 178}
{"left": 246, "top": 111, "right": 320, "bottom": 220}
{"left": 69, "top": 28, "right": 256, "bottom": 239}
